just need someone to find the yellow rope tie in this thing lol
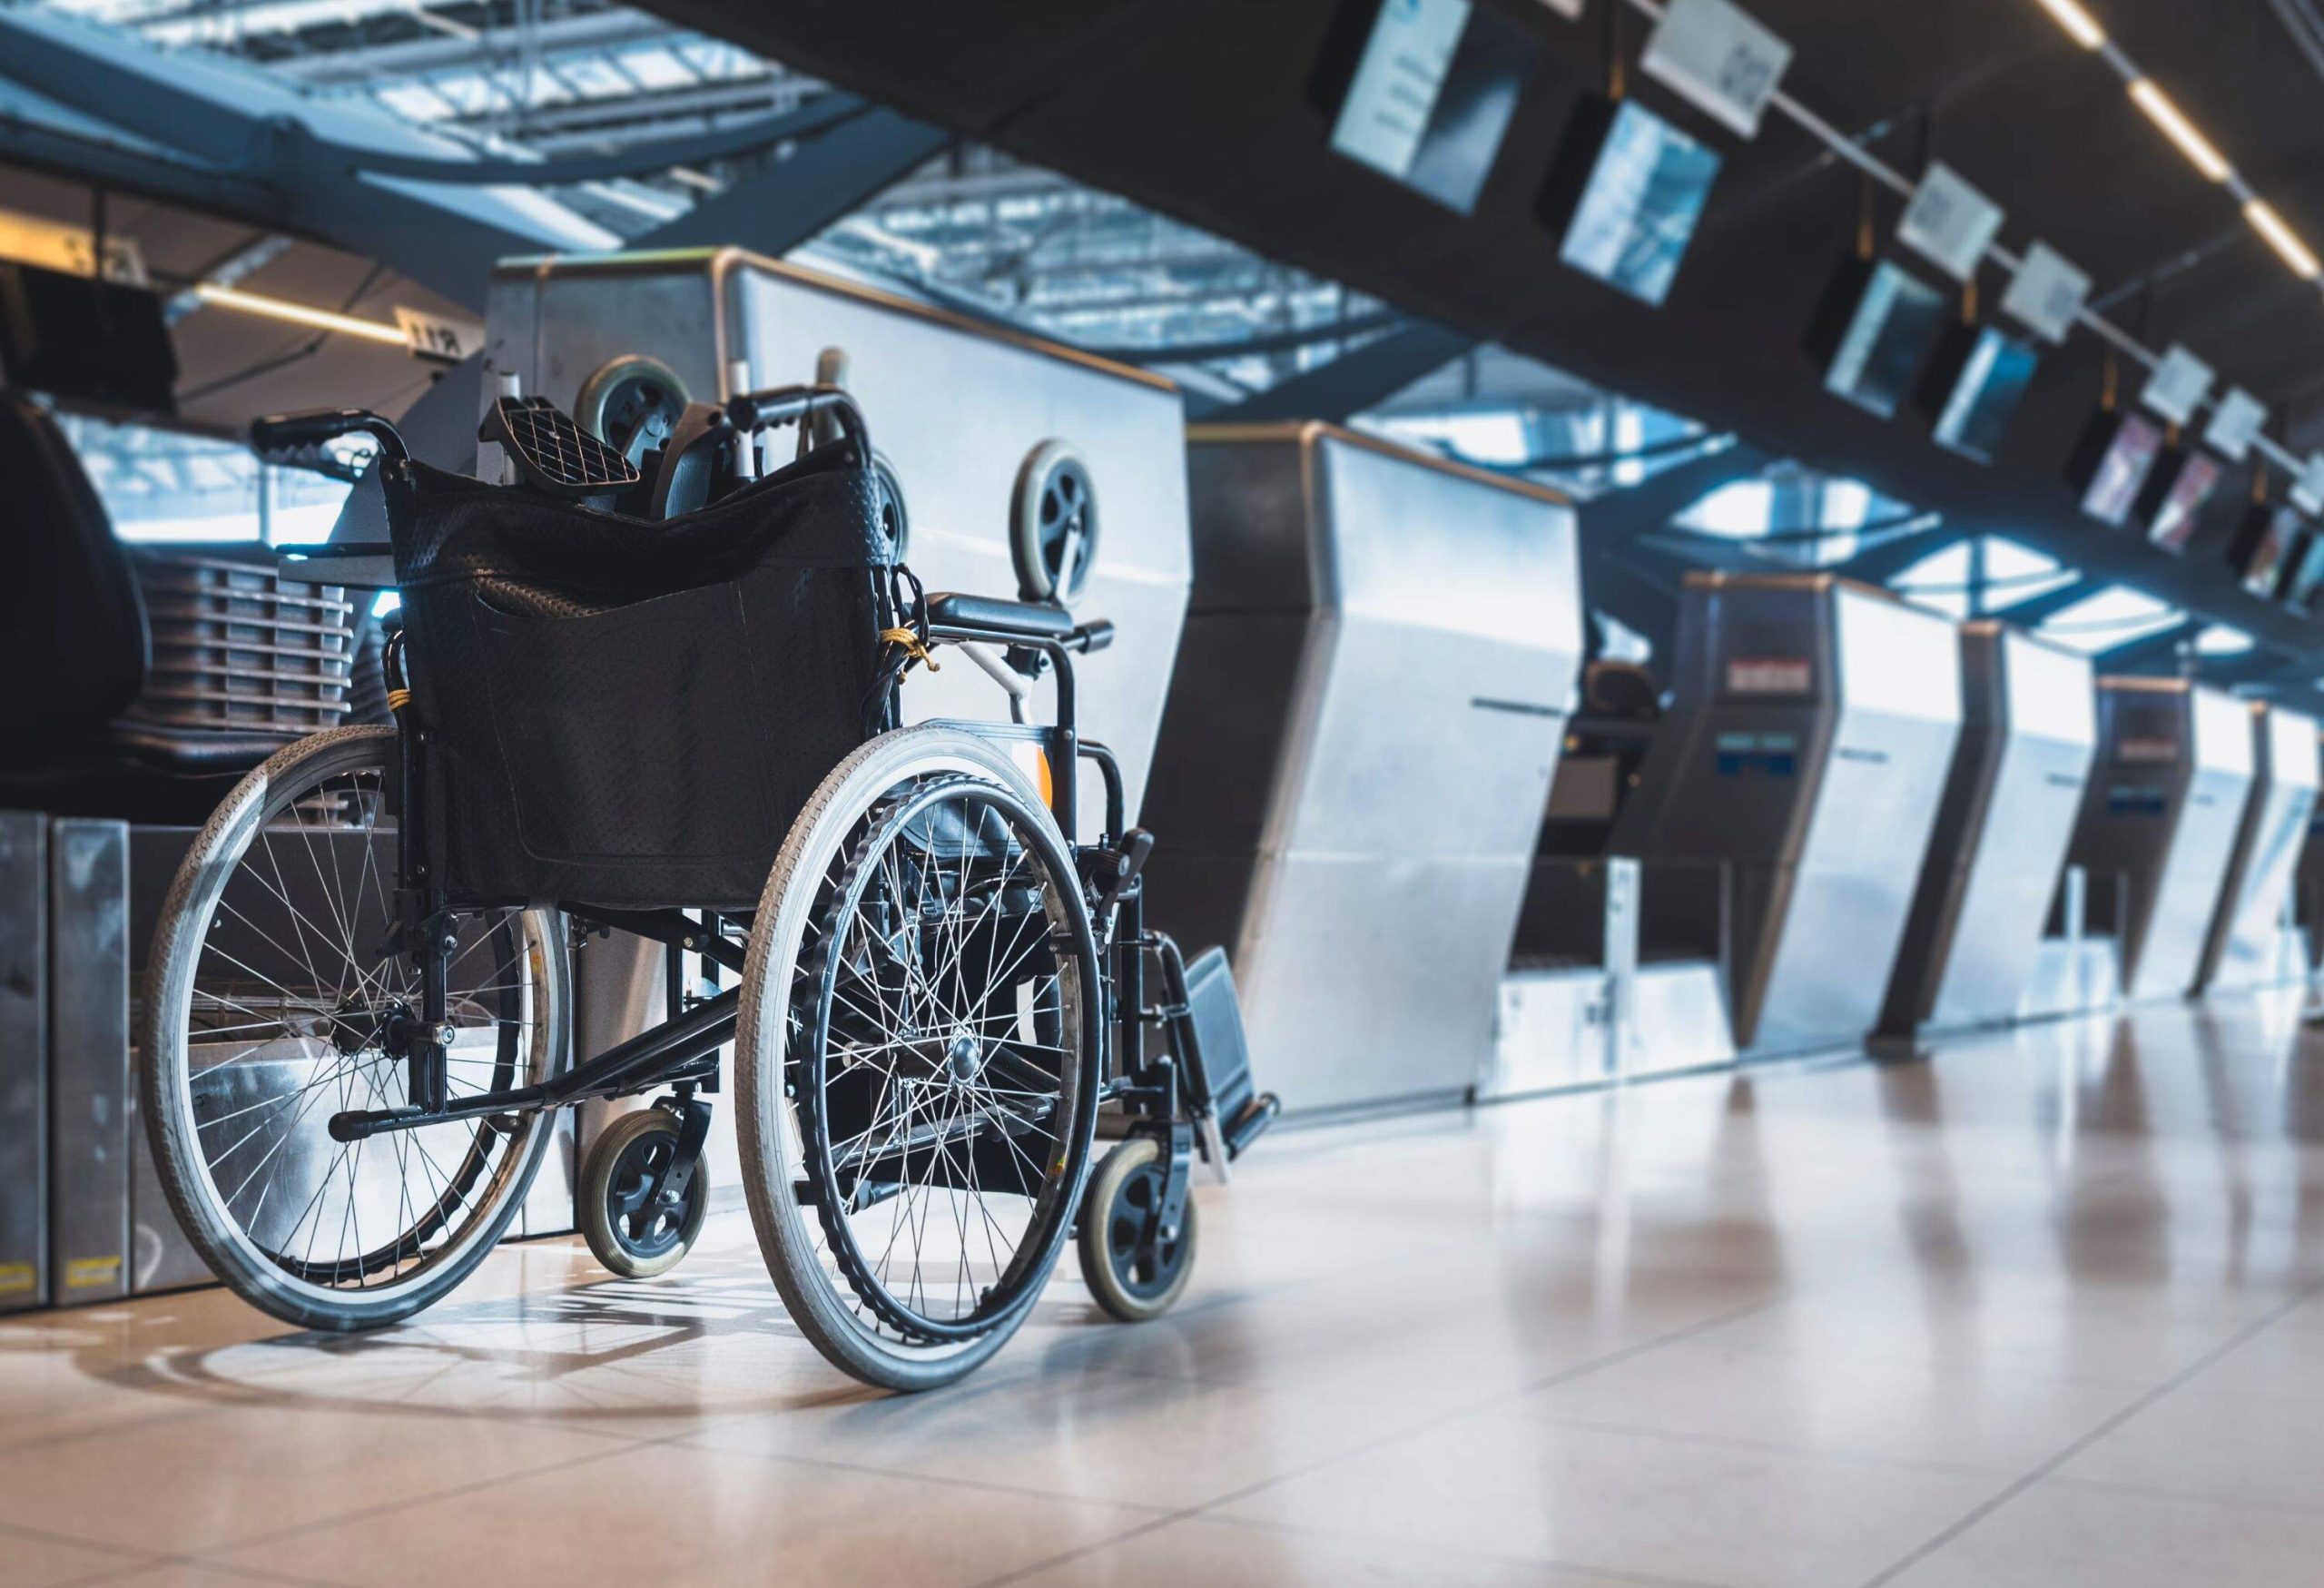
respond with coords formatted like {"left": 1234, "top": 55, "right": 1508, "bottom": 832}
{"left": 880, "top": 626, "right": 939, "bottom": 673}
{"left": 386, "top": 686, "right": 413, "bottom": 712}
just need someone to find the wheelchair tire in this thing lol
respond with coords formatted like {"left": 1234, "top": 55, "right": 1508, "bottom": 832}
{"left": 737, "top": 725, "right": 1103, "bottom": 1392}
{"left": 578, "top": 1107, "right": 708, "bottom": 1279}
{"left": 1077, "top": 1138, "right": 1198, "bottom": 1323}
{"left": 142, "top": 726, "right": 571, "bottom": 1332}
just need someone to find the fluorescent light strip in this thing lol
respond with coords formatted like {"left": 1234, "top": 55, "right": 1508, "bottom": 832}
{"left": 2246, "top": 200, "right": 2321, "bottom": 280}
{"left": 2032, "top": 0, "right": 2107, "bottom": 49}
{"left": 191, "top": 282, "right": 408, "bottom": 346}
{"left": 2127, "top": 79, "right": 2233, "bottom": 182}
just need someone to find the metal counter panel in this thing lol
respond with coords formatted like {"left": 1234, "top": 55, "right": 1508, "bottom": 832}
{"left": 1150, "top": 427, "right": 1581, "bottom": 1113}
{"left": 1925, "top": 630, "right": 2096, "bottom": 1030}
{"left": 2130, "top": 686, "right": 2256, "bottom": 1000}
{"left": 2204, "top": 705, "right": 2321, "bottom": 991}
{"left": 0, "top": 813, "right": 46, "bottom": 1312}
{"left": 49, "top": 819, "right": 128, "bottom": 1306}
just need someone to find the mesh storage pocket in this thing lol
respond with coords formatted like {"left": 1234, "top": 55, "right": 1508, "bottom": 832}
{"left": 471, "top": 580, "right": 775, "bottom": 870}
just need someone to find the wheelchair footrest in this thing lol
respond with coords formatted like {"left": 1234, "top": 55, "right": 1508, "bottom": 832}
{"left": 1222, "top": 1092, "right": 1280, "bottom": 1160}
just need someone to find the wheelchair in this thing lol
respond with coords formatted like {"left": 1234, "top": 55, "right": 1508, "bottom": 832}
{"left": 137, "top": 384, "right": 1276, "bottom": 1391}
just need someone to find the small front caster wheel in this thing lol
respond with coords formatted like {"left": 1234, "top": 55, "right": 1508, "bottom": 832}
{"left": 1077, "top": 1137, "right": 1198, "bottom": 1322}
{"left": 579, "top": 1107, "right": 708, "bottom": 1279}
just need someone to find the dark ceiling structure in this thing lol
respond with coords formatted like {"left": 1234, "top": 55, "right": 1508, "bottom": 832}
{"left": 640, "top": 0, "right": 2324, "bottom": 689}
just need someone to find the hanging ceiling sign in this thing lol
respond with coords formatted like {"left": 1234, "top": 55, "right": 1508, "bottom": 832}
{"left": 0, "top": 207, "right": 146, "bottom": 285}
{"left": 2203, "top": 387, "right": 2267, "bottom": 461}
{"left": 1997, "top": 242, "right": 2089, "bottom": 344}
{"left": 1640, "top": 0, "right": 1793, "bottom": 139}
{"left": 1896, "top": 163, "right": 2004, "bottom": 282}
{"left": 2293, "top": 454, "right": 2324, "bottom": 517}
{"left": 2140, "top": 344, "right": 2214, "bottom": 428}
{"left": 1538, "top": 0, "right": 1584, "bottom": 16}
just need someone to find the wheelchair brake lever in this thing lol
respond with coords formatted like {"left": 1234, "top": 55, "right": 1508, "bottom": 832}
{"left": 1086, "top": 828, "right": 1155, "bottom": 919}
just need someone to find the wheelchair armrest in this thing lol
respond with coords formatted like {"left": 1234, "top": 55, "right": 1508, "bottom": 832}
{"left": 924, "top": 592, "right": 1076, "bottom": 640}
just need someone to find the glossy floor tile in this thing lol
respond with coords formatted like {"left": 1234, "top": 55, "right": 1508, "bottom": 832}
{"left": 7, "top": 990, "right": 2324, "bottom": 1587}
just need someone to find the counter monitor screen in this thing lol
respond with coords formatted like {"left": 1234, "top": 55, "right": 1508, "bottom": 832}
{"left": 2233, "top": 504, "right": 2304, "bottom": 597}
{"left": 1930, "top": 327, "right": 2039, "bottom": 463}
{"left": 1824, "top": 261, "right": 1949, "bottom": 419}
{"left": 2079, "top": 411, "right": 2164, "bottom": 527}
{"left": 2284, "top": 529, "right": 2324, "bottom": 611}
{"left": 1327, "top": 0, "right": 1540, "bottom": 215}
{"left": 2145, "top": 450, "right": 2225, "bottom": 553}
{"left": 1556, "top": 99, "right": 1722, "bottom": 306}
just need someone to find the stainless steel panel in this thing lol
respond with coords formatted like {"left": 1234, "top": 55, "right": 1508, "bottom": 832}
{"left": 127, "top": 828, "right": 207, "bottom": 1295}
{"left": 1147, "top": 425, "right": 1582, "bottom": 1114}
{"left": 0, "top": 812, "right": 46, "bottom": 1312}
{"left": 49, "top": 819, "right": 128, "bottom": 1306}
{"left": 484, "top": 250, "right": 1192, "bottom": 839}
{"left": 2202, "top": 704, "right": 2320, "bottom": 991}
{"left": 1888, "top": 626, "right": 2096, "bottom": 1032}
{"left": 2072, "top": 679, "right": 2255, "bottom": 1002}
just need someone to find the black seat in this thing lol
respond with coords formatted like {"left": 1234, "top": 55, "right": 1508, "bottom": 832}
{"left": 0, "top": 390, "right": 299, "bottom": 824}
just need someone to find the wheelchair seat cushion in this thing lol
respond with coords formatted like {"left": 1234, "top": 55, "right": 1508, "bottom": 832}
{"left": 379, "top": 440, "right": 900, "bottom": 912}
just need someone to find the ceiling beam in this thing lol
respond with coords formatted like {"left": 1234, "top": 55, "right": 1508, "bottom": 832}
{"left": 1191, "top": 321, "right": 1475, "bottom": 424}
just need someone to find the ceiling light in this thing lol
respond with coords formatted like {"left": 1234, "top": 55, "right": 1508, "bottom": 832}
{"left": 2128, "top": 80, "right": 2232, "bottom": 182}
{"left": 2244, "top": 200, "right": 2321, "bottom": 279}
{"left": 2032, "top": 0, "right": 2106, "bottom": 49}
{"left": 190, "top": 283, "right": 408, "bottom": 346}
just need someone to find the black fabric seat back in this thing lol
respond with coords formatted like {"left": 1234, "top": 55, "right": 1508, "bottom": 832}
{"left": 0, "top": 391, "right": 145, "bottom": 735}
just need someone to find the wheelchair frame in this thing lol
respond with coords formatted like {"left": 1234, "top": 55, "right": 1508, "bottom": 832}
{"left": 328, "top": 597, "right": 1219, "bottom": 1248}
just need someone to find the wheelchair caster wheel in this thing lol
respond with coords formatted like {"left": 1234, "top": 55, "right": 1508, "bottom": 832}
{"left": 580, "top": 1108, "right": 707, "bottom": 1279}
{"left": 1077, "top": 1138, "right": 1197, "bottom": 1322}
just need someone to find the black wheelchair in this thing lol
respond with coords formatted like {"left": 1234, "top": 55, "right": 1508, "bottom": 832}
{"left": 138, "top": 385, "right": 1275, "bottom": 1391}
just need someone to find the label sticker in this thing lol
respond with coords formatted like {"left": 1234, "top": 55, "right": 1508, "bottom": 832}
{"left": 1726, "top": 656, "right": 1811, "bottom": 694}
{"left": 0, "top": 1262, "right": 34, "bottom": 1296}
{"left": 1640, "top": 0, "right": 1793, "bottom": 139}
{"left": 2141, "top": 344, "right": 2215, "bottom": 428}
{"left": 1896, "top": 163, "right": 2004, "bottom": 282}
{"left": 1999, "top": 242, "right": 2090, "bottom": 344}
{"left": 64, "top": 1256, "right": 122, "bottom": 1290}
{"left": 2204, "top": 387, "right": 2267, "bottom": 461}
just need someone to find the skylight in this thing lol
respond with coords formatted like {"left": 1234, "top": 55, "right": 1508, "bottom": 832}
{"left": 2034, "top": 585, "right": 2184, "bottom": 654}
{"left": 1889, "top": 536, "right": 2079, "bottom": 619}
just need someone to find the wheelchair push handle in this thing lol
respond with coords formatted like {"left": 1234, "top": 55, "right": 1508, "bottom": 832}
{"left": 250, "top": 409, "right": 409, "bottom": 471}
{"left": 724, "top": 383, "right": 871, "bottom": 458}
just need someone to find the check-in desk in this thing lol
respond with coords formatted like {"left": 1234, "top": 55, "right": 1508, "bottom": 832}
{"left": 1609, "top": 574, "right": 1962, "bottom": 1055}
{"left": 2199, "top": 702, "right": 2319, "bottom": 991}
{"left": 1881, "top": 623, "right": 2096, "bottom": 1034}
{"left": 2068, "top": 678, "right": 2255, "bottom": 1002}
{"left": 1140, "top": 423, "right": 1581, "bottom": 1114}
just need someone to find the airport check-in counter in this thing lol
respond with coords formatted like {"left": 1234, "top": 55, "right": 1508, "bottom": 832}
{"left": 1140, "top": 424, "right": 1581, "bottom": 1115}
{"left": 2068, "top": 678, "right": 2256, "bottom": 1002}
{"left": 485, "top": 248, "right": 1195, "bottom": 1185}
{"left": 2199, "top": 702, "right": 2319, "bottom": 991}
{"left": 1609, "top": 574, "right": 1962, "bottom": 1055}
{"left": 1881, "top": 623, "right": 2096, "bottom": 1034}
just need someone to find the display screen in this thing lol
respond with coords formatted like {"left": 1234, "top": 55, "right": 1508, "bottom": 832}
{"left": 2146, "top": 450, "right": 2225, "bottom": 553}
{"left": 2239, "top": 506, "right": 2304, "bottom": 597}
{"left": 1930, "top": 328, "right": 2039, "bottom": 463}
{"left": 2284, "top": 530, "right": 2324, "bottom": 611}
{"left": 1824, "top": 261, "right": 1949, "bottom": 419}
{"left": 2080, "top": 411, "right": 2164, "bottom": 527}
{"left": 1557, "top": 99, "right": 1722, "bottom": 306}
{"left": 1328, "top": 0, "right": 1539, "bottom": 215}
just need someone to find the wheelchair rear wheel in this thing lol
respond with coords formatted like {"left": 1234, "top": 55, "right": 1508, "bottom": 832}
{"left": 142, "top": 726, "right": 570, "bottom": 1331}
{"left": 738, "top": 726, "right": 1102, "bottom": 1391}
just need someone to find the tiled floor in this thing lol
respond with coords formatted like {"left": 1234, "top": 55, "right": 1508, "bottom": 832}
{"left": 9, "top": 990, "right": 2324, "bottom": 1587}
